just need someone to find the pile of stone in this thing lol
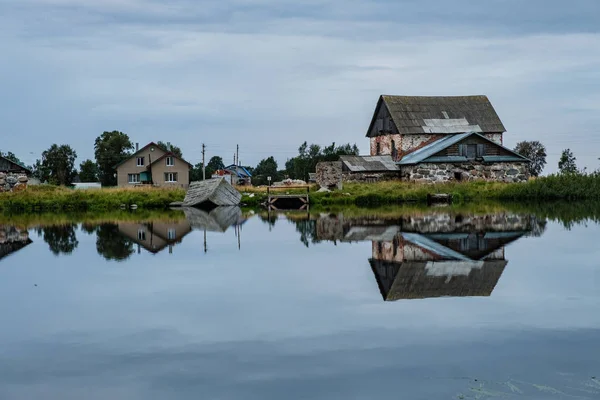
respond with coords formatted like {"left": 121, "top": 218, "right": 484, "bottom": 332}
{"left": 0, "top": 172, "right": 28, "bottom": 192}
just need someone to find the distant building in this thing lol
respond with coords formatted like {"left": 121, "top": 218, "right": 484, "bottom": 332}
{"left": 223, "top": 164, "right": 252, "bottom": 185}
{"left": 114, "top": 142, "right": 192, "bottom": 188}
{"left": 316, "top": 95, "right": 530, "bottom": 187}
{"left": 0, "top": 156, "right": 31, "bottom": 175}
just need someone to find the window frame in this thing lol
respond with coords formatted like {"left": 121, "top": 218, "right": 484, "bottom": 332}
{"left": 136, "top": 157, "right": 145, "bottom": 167}
{"left": 164, "top": 172, "right": 178, "bottom": 183}
{"left": 128, "top": 173, "right": 141, "bottom": 184}
{"left": 166, "top": 156, "right": 174, "bottom": 167}
{"left": 167, "top": 228, "right": 176, "bottom": 240}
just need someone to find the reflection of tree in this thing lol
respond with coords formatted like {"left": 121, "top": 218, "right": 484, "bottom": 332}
{"left": 527, "top": 216, "right": 548, "bottom": 237}
{"left": 258, "top": 213, "right": 277, "bottom": 227}
{"left": 294, "top": 220, "right": 319, "bottom": 248}
{"left": 96, "top": 223, "right": 134, "bottom": 261}
{"left": 80, "top": 223, "right": 98, "bottom": 235}
{"left": 41, "top": 225, "right": 79, "bottom": 255}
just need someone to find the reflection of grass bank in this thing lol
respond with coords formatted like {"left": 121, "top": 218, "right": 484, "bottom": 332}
{"left": 241, "top": 174, "right": 600, "bottom": 207}
{"left": 0, "top": 186, "right": 185, "bottom": 212}
{"left": 0, "top": 209, "right": 187, "bottom": 228}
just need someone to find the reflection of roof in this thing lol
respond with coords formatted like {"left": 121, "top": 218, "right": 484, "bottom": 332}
{"left": 117, "top": 221, "right": 192, "bottom": 254}
{"left": 0, "top": 226, "right": 32, "bottom": 261}
{"left": 398, "top": 132, "right": 528, "bottom": 165}
{"left": 183, "top": 206, "right": 242, "bottom": 232}
{"left": 370, "top": 258, "right": 507, "bottom": 300}
{"left": 366, "top": 95, "right": 506, "bottom": 137}
{"left": 340, "top": 155, "right": 399, "bottom": 172}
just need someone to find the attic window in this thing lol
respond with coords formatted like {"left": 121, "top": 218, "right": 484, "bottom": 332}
{"left": 166, "top": 156, "right": 174, "bottom": 166}
{"left": 136, "top": 157, "right": 144, "bottom": 167}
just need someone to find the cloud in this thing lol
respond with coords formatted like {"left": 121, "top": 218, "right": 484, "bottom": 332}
{"left": 1, "top": 0, "right": 599, "bottom": 170}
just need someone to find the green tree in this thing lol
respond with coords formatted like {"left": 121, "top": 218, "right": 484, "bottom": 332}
{"left": 157, "top": 141, "right": 183, "bottom": 158}
{"left": 190, "top": 162, "right": 204, "bottom": 182}
{"left": 94, "top": 131, "right": 134, "bottom": 186}
{"left": 0, "top": 151, "right": 23, "bottom": 166}
{"left": 514, "top": 141, "right": 546, "bottom": 177}
{"left": 285, "top": 141, "right": 360, "bottom": 181}
{"left": 40, "top": 144, "right": 77, "bottom": 185}
{"left": 79, "top": 159, "right": 99, "bottom": 182}
{"left": 207, "top": 156, "right": 225, "bottom": 172}
{"left": 558, "top": 148, "right": 578, "bottom": 174}
{"left": 190, "top": 156, "right": 226, "bottom": 181}
{"left": 253, "top": 156, "right": 279, "bottom": 186}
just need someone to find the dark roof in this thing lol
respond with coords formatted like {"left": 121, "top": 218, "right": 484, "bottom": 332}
{"left": 398, "top": 132, "right": 529, "bottom": 165}
{"left": 113, "top": 142, "right": 160, "bottom": 169}
{"left": 367, "top": 95, "right": 506, "bottom": 137}
{"left": 340, "top": 155, "right": 399, "bottom": 172}
{"left": 0, "top": 156, "right": 32, "bottom": 174}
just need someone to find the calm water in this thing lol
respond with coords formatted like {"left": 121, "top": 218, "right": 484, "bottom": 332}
{"left": 0, "top": 207, "right": 599, "bottom": 399}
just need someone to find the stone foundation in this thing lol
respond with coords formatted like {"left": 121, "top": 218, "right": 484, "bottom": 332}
{"left": 0, "top": 172, "right": 28, "bottom": 192}
{"left": 315, "top": 161, "right": 343, "bottom": 190}
{"left": 400, "top": 162, "right": 529, "bottom": 183}
{"left": 342, "top": 171, "right": 400, "bottom": 183}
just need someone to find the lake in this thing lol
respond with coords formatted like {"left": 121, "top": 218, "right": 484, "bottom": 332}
{"left": 0, "top": 206, "right": 599, "bottom": 399}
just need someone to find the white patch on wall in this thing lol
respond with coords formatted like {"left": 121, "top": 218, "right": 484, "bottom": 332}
{"left": 422, "top": 118, "right": 482, "bottom": 134}
{"left": 425, "top": 261, "right": 485, "bottom": 280}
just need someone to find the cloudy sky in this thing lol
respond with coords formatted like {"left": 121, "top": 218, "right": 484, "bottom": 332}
{"left": 1, "top": 0, "right": 599, "bottom": 172}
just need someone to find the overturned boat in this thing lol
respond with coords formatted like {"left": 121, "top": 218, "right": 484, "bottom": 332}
{"left": 182, "top": 178, "right": 241, "bottom": 209}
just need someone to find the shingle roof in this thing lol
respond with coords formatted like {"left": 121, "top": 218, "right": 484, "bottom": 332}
{"left": 367, "top": 95, "right": 506, "bottom": 137}
{"left": 340, "top": 155, "right": 399, "bottom": 172}
{"left": 398, "top": 131, "right": 528, "bottom": 165}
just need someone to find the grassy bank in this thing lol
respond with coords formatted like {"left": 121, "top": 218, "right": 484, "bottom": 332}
{"left": 241, "top": 173, "right": 600, "bottom": 207}
{"left": 0, "top": 186, "right": 185, "bottom": 212}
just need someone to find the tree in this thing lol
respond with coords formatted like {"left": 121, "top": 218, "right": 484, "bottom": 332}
{"left": 190, "top": 156, "right": 226, "bottom": 181}
{"left": 79, "top": 159, "right": 99, "bottom": 182}
{"left": 558, "top": 148, "right": 578, "bottom": 174}
{"left": 285, "top": 141, "right": 360, "bottom": 181}
{"left": 0, "top": 151, "right": 23, "bottom": 165}
{"left": 513, "top": 141, "right": 547, "bottom": 177}
{"left": 94, "top": 131, "right": 134, "bottom": 186}
{"left": 253, "top": 156, "right": 279, "bottom": 186}
{"left": 40, "top": 144, "right": 77, "bottom": 185}
{"left": 190, "top": 162, "right": 204, "bottom": 182}
{"left": 157, "top": 141, "right": 183, "bottom": 158}
{"left": 207, "top": 156, "right": 225, "bottom": 172}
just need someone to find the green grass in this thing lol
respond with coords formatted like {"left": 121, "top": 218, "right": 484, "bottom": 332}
{"left": 0, "top": 185, "right": 186, "bottom": 212}
{"left": 241, "top": 174, "right": 600, "bottom": 207}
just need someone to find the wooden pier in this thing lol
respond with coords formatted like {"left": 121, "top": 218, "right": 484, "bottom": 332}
{"left": 266, "top": 185, "right": 310, "bottom": 210}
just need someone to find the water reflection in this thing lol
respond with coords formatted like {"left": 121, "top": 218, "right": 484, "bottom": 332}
{"left": 0, "top": 225, "right": 32, "bottom": 260}
{"left": 36, "top": 224, "right": 79, "bottom": 256}
{"left": 96, "top": 223, "right": 135, "bottom": 261}
{"left": 310, "top": 212, "right": 545, "bottom": 301}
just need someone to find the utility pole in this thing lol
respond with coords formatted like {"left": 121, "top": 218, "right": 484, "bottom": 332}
{"left": 202, "top": 143, "right": 206, "bottom": 180}
{"left": 236, "top": 144, "right": 239, "bottom": 167}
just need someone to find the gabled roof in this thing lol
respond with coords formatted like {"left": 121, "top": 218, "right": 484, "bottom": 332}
{"left": 0, "top": 156, "right": 32, "bottom": 174}
{"left": 340, "top": 155, "right": 399, "bottom": 172}
{"left": 397, "top": 131, "right": 529, "bottom": 165}
{"left": 149, "top": 152, "right": 192, "bottom": 168}
{"left": 113, "top": 142, "right": 160, "bottom": 169}
{"left": 366, "top": 95, "right": 506, "bottom": 137}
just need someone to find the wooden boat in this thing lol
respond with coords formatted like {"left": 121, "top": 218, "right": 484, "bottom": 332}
{"left": 182, "top": 178, "right": 241, "bottom": 208}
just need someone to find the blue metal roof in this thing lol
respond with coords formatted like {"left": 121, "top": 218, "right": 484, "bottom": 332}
{"left": 224, "top": 165, "right": 252, "bottom": 177}
{"left": 397, "top": 131, "right": 529, "bottom": 165}
{"left": 397, "top": 132, "right": 474, "bottom": 165}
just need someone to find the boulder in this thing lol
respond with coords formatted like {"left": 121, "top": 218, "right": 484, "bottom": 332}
{"left": 18, "top": 175, "right": 28, "bottom": 183}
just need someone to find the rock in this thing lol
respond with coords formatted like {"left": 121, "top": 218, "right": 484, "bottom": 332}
{"left": 0, "top": 179, "right": 5, "bottom": 186}
{"left": 506, "top": 169, "right": 519, "bottom": 176}
{"left": 0, "top": 172, "right": 5, "bottom": 179}
{"left": 6, "top": 176, "right": 17, "bottom": 185}
{"left": 18, "top": 175, "right": 28, "bottom": 183}
{"left": 317, "top": 187, "right": 331, "bottom": 193}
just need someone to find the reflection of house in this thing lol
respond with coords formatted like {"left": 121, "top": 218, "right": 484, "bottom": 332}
{"left": 117, "top": 220, "right": 192, "bottom": 254}
{"left": 183, "top": 206, "right": 243, "bottom": 232}
{"left": 0, "top": 225, "right": 32, "bottom": 260}
{"left": 313, "top": 212, "right": 536, "bottom": 301}
{"left": 114, "top": 142, "right": 192, "bottom": 188}
{"left": 369, "top": 231, "right": 525, "bottom": 301}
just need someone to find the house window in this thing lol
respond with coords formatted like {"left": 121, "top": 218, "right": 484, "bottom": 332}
{"left": 164, "top": 172, "right": 178, "bottom": 182}
{"left": 136, "top": 157, "right": 144, "bottom": 166}
{"left": 128, "top": 174, "right": 141, "bottom": 183}
{"left": 167, "top": 228, "right": 176, "bottom": 240}
{"left": 467, "top": 144, "right": 477, "bottom": 159}
{"left": 376, "top": 142, "right": 381, "bottom": 155}
{"left": 166, "top": 156, "right": 174, "bottom": 166}
{"left": 461, "top": 143, "right": 486, "bottom": 159}
{"left": 137, "top": 229, "right": 146, "bottom": 241}
{"left": 391, "top": 139, "right": 397, "bottom": 159}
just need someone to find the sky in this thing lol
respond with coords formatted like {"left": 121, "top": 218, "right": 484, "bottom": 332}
{"left": 1, "top": 0, "right": 599, "bottom": 173}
